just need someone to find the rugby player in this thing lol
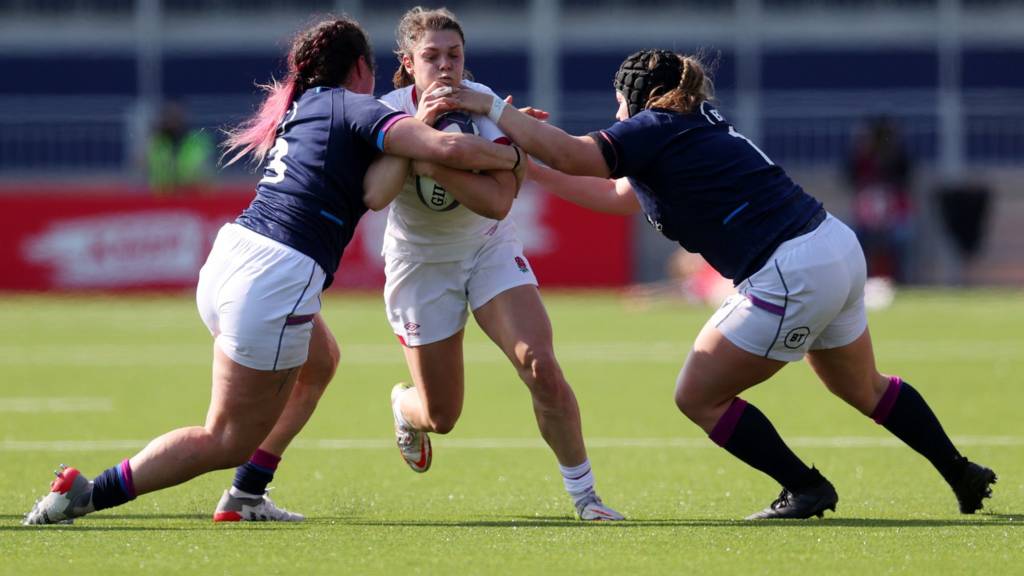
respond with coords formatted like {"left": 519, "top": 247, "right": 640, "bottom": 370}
{"left": 362, "top": 7, "right": 622, "bottom": 522}
{"left": 24, "top": 16, "right": 522, "bottom": 525}
{"left": 453, "top": 49, "right": 997, "bottom": 519}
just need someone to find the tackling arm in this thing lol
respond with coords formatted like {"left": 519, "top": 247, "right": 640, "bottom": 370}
{"left": 415, "top": 162, "right": 519, "bottom": 220}
{"left": 382, "top": 116, "right": 518, "bottom": 173}
{"left": 363, "top": 154, "right": 410, "bottom": 211}
{"left": 528, "top": 160, "right": 640, "bottom": 215}
{"left": 455, "top": 90, "right": 611, "bottom": 179}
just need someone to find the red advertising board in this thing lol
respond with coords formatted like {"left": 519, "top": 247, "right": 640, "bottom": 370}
{"left": 0, "top": 184, "right": 631, "bottom": 292}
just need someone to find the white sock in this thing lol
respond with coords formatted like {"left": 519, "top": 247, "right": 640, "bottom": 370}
{"left": 392, "top": 387, "right": 414, "bottom": 430}
{"left": 559, "top": 459, "right": 595, "bottom": 501}
{"left": 229, "top": 486, "right": 263, "bottom": 499}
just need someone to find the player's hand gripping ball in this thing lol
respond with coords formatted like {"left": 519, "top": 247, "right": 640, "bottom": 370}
{"left": 416, "top": 111, "right": 478, "bottom": 211}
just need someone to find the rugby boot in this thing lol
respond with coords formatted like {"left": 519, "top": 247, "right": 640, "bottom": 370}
{"left": 23, "top": 465, "right": 94, "bottom": 525}
{"left": 391, "top": 382, "right": 432, "bottom": 473}
{"left": 746, "top": 468, "right": 838, "bottom": 520}
{"left": 574, "top": 491, "right": 625, "bottom": 521}
{"left": 950, "top": 458, "right": 997, "bottom": 514}
{"left": 212, "top": 489, "right": 305, "bottom": 522}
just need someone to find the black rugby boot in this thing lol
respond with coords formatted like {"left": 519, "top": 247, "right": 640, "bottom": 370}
{"left": 746, "top": 469, "right": 838, "bottom": 520}
{"left": 950, "top": 458, "right": 997, "bottom": 514}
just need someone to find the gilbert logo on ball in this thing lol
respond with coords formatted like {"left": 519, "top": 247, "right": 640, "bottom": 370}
{"left": 416, "top": 111, "right": 478, "bottom": 212}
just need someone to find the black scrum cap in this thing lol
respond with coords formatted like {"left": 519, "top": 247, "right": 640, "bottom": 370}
{"left": 613, "top": 50, "right": 681, "bottom": 118}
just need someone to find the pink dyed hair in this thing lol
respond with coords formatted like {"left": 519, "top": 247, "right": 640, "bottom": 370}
{"left": 221, "top": 78, "right": 300, "bottom": 167}
{"left": 222, "top": 16, "right": 374, "bottom": 166}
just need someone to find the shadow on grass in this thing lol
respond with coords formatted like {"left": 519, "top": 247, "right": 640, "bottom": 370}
{"left": 4, "top": 512, "right": 1019, "bottom": 530}
{"left": 1, "top": 512, "right": 314, "bottom": 531}
{"left": 340, "top": 512, "right": 1022, "bottom": 529}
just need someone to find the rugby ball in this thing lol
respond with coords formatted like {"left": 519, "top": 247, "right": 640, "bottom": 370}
{"left": 416, "top": 112, "right": 478, "bottom": 211}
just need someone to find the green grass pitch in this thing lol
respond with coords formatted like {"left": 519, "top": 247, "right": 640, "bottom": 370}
{"left": 1, "top": 290, "right": 1022, "bottom": 574}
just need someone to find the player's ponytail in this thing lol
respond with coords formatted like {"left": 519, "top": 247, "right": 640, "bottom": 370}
{"left": 223, "top": 16, "right": 374, "bottom": 166}
{"left": 393, "top": 6, "right": 469, "bottom": 89}
{"left": 647, "top": 55, "right": 714, "bottom": 115}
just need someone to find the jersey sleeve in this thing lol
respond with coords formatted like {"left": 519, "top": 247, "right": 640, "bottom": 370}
{"left": 594, "top": 112, "right": 664, "bottom": 179}
{"left": 341, "top": 91, "right": 410, "bottom": 152}
{"left": 379, "top": 89, "right": 407, "bottom": 112}
{"left": 462, "top": 81, "right": 510, "bottom": 144}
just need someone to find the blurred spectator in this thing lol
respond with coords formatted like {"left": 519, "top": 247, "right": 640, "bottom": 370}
{"left": 626, "top": 249, "right": 734, "bottom": 309}
{"left": 844, "top": 115, "right": 914, "bottom": 283}
{"left": 147, "top": 102, "right": 214, "bottom": 196}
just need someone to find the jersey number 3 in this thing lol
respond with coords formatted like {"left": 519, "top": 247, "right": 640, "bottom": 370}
{"left": 260, "top": 137, "right": 289, "bottom": 185}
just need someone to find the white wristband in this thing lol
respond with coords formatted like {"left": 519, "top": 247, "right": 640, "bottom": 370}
{"left": 487, "top": 95, "right": 507, "bottom": 124}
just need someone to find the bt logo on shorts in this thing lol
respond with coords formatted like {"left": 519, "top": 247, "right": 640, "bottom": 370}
{"left": 784, "top": 327, "right": 811, "bottom": 349}
{"left": 514, "top": 256, "right": 529, "bottom": 273}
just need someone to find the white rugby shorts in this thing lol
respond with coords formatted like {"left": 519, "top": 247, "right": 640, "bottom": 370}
{"left": 197, "top": 223, "right": 326, "bottom": 371}
{"left": 708, "top": 214, "right": 868, "bottom": 362}
{"left": 384, "top": 237, "right": 538, "bottom": 346}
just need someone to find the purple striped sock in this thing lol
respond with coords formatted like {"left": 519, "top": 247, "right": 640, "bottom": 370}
{"left": 710, "top": 398, "right": 749, "bottom": 446}
{"left": 232, "top": 449, "right": 281, "bottom": 496}
{"left": 118, "top": 459, "right": 137, "bottom": 498}
{"left": 871, "top": 376, "right": 903, "bottom": 424}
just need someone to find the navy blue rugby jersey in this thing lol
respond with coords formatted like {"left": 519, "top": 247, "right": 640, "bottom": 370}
{"left": 235, "top": 87, "right": 408, "bottom": 285}
{"left": 595, "top": 101, "right": 822, "bottom": 283}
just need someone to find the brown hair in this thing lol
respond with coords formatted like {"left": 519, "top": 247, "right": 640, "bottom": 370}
{"left": 223, "top": 16, "right": 374, "bottom": 165}
{"left": 646, "top": 54, "right": 715, "bottom": 114}
{"left": 392, "top": 6, "right": 469, "bottom": 88}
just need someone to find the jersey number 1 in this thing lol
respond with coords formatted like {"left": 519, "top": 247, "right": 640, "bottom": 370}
{"left": 728, "top": 126, "right": 774, "bottom": 166}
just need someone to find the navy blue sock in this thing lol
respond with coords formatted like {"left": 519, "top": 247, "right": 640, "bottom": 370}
{"left": 91, "top": 459, "right": 137, "bottom": 511}
{"left": 872, "top": 377, "right": 964, "bottom": 484}
{"left": 710, "top": 398, "right": 818, "bottom": 492}
{"left": 232, "top": 449, "right": 280, "bottom": 496}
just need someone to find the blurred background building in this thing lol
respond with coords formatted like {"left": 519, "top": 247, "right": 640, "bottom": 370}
{"left": 1, "top": 0, "right": 1022, "bottom": 290}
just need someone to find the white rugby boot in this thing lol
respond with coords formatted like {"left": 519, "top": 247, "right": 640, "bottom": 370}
{"left": 23, "top": 465, "right": 94, "bottom": 525}
{"left": 212, "top": 489, "right": 305, "bottom": 522}
{"left": 391, "top": 382, "right": 432, "bottom": 473}
{"left": 574, "top": 491, "right": 625, "bottom": 521}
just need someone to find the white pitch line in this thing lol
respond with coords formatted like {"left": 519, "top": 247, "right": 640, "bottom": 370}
{"left": 2, "top": 435, "right": 1022, "bottom": 453}
{"left": 0, "top": 397, "right": 113, "bottom": 413}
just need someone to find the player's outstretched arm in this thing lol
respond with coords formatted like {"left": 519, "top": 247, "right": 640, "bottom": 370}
{"left": 455, "top": 89, "right": 611, "bottom": 179}
{"left": 528, "top": 160, "right": 640, "bottom": 215}
{"left": 383, "top": 117, "right": 518, "bottom": 173}
{"left": 363, "top": 154, "right": 410, "bottom": 211}
{"left": 415, "top": 162, "right": 518, "bottom": 220}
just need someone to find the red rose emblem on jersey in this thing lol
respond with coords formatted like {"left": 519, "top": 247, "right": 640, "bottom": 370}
{"left": 514, "top": 256, "right": 529, "bottom": 273}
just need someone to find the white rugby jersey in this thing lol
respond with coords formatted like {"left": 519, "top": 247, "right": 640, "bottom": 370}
{"left": 378, "top": 80, "right": 518, "bottom": 262}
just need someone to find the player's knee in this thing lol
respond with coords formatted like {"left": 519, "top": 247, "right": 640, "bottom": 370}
{"left": 674, "top": 387, "right": 695, "bottom": 417}
{"left": 673, "top": 382, "right": 707, "bottom": 421}
{"left": 522, "top": 348, "right": 567, "bottom": 404}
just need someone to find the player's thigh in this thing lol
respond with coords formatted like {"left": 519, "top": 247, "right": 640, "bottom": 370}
{"left": 467, "top": 239, "right": 545, "bottom": 361}
{"left": 678, "top": 321, "right": 786, "bottom": 410}
{"left": 473, "top": 285, "right": 553, "bottom": 364}
{"left": 401, "top": 331, "right": 466, "bottom": 415}
{"left": 384, "top": 255, "right": 471, "bottom": 347}
{"left": 206, "top": 345, "right": 300, "bottom": 451}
